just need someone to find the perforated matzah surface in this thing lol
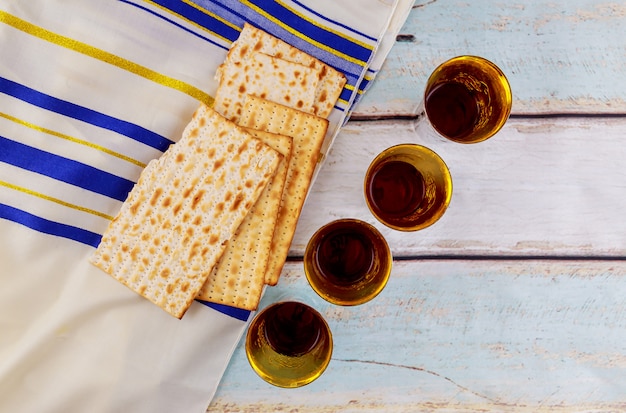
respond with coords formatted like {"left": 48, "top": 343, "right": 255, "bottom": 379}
{"left": 91, "top": 105, "right": 280, "bottom": 318}
{"left": 238, "top": 95, "right": 328, "bottom": 285}
{"left": 196, "top": 128, "right": 292, "bottom": 309}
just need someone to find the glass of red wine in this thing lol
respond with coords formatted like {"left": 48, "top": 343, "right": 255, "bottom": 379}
{"left": 421, "top": 55, "right": 512, "bottom": 144}
{"left": 304, "top": 218, "right": 392, "bottom": 306}
{"left": 364, "top": 144, "right": 452, "bottom": 231}
{"left": 245, "top": 300, "right": 333, "bottom": 388}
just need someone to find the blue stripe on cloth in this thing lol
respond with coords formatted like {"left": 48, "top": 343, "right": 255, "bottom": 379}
{"left": 244, "top": 0, "right": 372, "bottom": 62}
{"left": 0, "top": 77, "right": 173, "bottom": 152}
{"left": 196, "top": 300, "right": 251, "bottom": 321}
{"left": 0, "top": 203, "right": 249, "bottom": 320}
{"left": 289, "top": 0, "right": 378, "bottom": 42}
{"left": 338, "top": 87, "right": 352, "bottom": 103}
{"left": 188, "top": 0, "right": 247, "bottom": 30}
{"left": 0, "top": 136, "right": 135, "bottom": 202}
{"left": 358, "top": 77, "right": 371, "bottom": 91}
{"left": 148, "top": 0, "right": 241, "bottom": 42}
{"left": 119, "top": 0, "right": 229, "bottom": 50}
{"left": 0, "top": 203, "right": 102, "bottom": 247}
{"left": 209, "top": 0, "right": 368, "bottom": 79}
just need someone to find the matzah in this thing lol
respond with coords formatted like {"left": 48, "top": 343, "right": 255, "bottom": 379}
{"left": 90, "top": 105, "right": 280, "bottom": 318}
{"left": 196, "top": 128, "right": 292, "bottom": 310}
{"left": 213, "top": 51, "right": 320, "bottom": 123}
{"left": 217, "top": 23, "right": 346, "bottom": 119}
{"left": 238, "top": 95, "right": 329, "bottom": 285}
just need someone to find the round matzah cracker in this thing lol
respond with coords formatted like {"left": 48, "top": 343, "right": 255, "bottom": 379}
{"left": 237, "top": 95, "right": 328, "bottom": 285}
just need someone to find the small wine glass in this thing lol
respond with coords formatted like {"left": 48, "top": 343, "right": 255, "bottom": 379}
{"left": 245, "top": 300, "right": 332, "bottom": 388}
{"left": 419, "top": 55, "right": 512, "bottom": 144}
{"left": 304, "top": 218, "right": 392, "bottom": 306}
{"left": 364, "top": 144, "right": 452, "bottom": 231}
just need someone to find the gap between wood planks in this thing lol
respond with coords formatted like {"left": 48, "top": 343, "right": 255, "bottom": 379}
{"left": 304, "top": 113, "right": 626, "bottom": 262}
{"left": 286, "top": 254, "right": 626, "bottom": 262}
{"left": 348, "top": 112, "right": 626, "bottom": 122}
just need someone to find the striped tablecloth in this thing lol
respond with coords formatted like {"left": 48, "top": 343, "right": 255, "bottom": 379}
{"left": 0, "top": 1, "right": 413, "bottom": 412}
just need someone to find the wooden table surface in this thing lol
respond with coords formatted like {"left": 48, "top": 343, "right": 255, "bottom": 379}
{"left": 207, "top": 1, "right": 626, "bottom": 412}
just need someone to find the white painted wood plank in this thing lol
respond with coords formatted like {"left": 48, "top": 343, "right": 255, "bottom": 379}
{"left": 354, "top": 1, "right": 626, "bottom": 117}
{"left": 292, "top": 117, "right": 626, "bottom": 258}
{"left": 208, "top": 259, "right": 626, "bottom": 412}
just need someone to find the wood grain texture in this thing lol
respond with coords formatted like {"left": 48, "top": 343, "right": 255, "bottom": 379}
{"left": 207, "top": 3, "right": 626, "bottom": 412}
{"left": 208, "top": 260, "right": 626, "bottom": 412}
{"left": 292, "top": 117, "right": 626, "bottom": 258}
{"left": 354, "top": 0, "right": 626, "bottom": 117}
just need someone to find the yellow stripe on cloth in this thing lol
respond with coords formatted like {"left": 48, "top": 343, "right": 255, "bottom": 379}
{"left": 240, "top": 0, "right": 368, "bottom": 67}
{"left": 0, "top": 10, "right": 214, "bottom": 105}
{"left": 0, "top": 180, "right": 114, "bottom": 221}
{"left": 343, "top": 83, "right": 366, "bottom": 96}
{"left": 143, "top": 0, "right": 239, "bottom": 44}
{"left": 0, "top": 112, "right": 147, "bottom": 168}
{"left": 275, "top": 0, "right": 374, "bottom": 52}
{"left": 179, "top": 0, "right": 241, "bottom": 32}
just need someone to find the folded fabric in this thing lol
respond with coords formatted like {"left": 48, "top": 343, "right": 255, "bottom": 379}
{"left": 0, "top": 1, "right": 414, "bottom": 412}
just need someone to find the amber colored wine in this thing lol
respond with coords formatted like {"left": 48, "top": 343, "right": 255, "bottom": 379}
{"left": 263, "top": 301, "right": 323, "bottom": 357}
{"left": 366, "top": 160, "right": 426, "bottom": 227}
{"left": 364, "top": 144, "right": 452, "bottom": 231}
{"left": 246, "top": 301, "right": 332, "bottom": 388}
{"left": 424, "top": 55, "right": 512, "bottom": 143}
{"left": 425, "top": 82, "right": 480, "bottom": 141}
{"left": 304, "top": 219, "right": 391, "bottom": 306}
{"left": 316, "top": 224, "right": 374, "bottom": 285}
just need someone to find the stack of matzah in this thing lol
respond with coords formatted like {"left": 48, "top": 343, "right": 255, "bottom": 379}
{"left": 213, "top": 23, "right": 346, "bottom": 121}
{"left": 91, "top": 23, "right": 345, "bottom": 317}
{"left": 198, "top": 23, "right": 346, "bottom": 305}
{"left": 91, "top": 105, "right": 282, "bottom": 318}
